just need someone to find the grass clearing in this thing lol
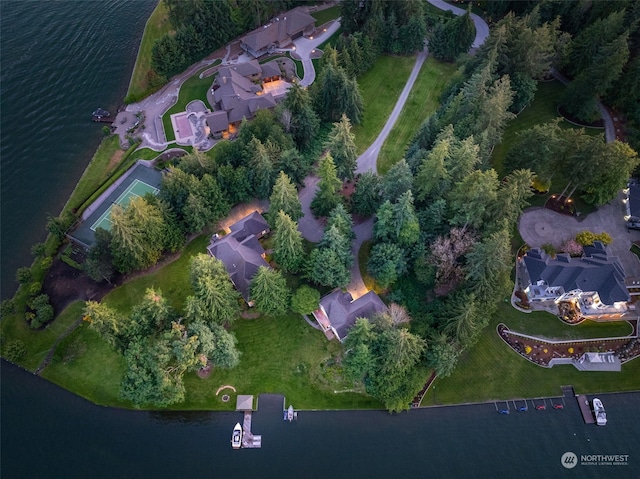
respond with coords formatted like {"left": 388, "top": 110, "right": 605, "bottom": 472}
{"left": 352, "top": 55, "right": 416, "bottom": 154}
{"left": 377, "top": 57, "right": 457, "bottom": 174}
{"left": 422, "top": 302, "right": 640, "bottom": 406}
{"left": 182, "top": 313, "right": 379, "bottom": 410}
{"left": 311, "top": 6, "right": 341, "bottom": 25}
{"left": 0, "top": 301, "right": 84, "bottom": 371}
{"left": 41, "top": 322, "right": 129, "bottom": 407}
{"left": 103, "top": 235, "right": 210, "bottom": 314}
{"left": 126, "top": 1, "right": 172, "bottom": 102}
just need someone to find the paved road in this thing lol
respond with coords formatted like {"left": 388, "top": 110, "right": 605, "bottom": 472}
{"left": 427, "top": 0, "right": 490, "bottom": 49}
{"left": 550, "top": 68, "right": 615, "bottom": 143}
{"left": 355, "top": 47, "right": 429, "bottom": 175}
{"left": 297, "top": 176, "right": 324, "bottom": 242}
{"left": 292, "top": 20, "right": 342, "bottom": 87}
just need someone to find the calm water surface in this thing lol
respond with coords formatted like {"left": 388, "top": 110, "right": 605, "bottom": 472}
{"left": 2, "top": 361, "right": 639, "bottom": 478}
{"left": 0, "top": 0, "right": 155, "bottom": 299}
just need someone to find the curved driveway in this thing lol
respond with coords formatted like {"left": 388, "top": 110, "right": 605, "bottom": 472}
{"left": 292, "top": 20, "right": 342, "bottom": 87}
{"left": 427, "top": 0, "right": 490, "bottom": 49}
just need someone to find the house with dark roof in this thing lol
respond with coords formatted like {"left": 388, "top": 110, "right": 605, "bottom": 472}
{"left": 623, "top": 182, "right": 640, "bottom": 229}
{"left": 240, "top": 7, "right": 316, "bottom": 58}
{"left": 313, "top": 290, "right": 388, "bottom": 342}
{"left": 521, "top": 241, "right": 629, "bottom": 319}
{"left": 207, "top": 59, "right": 284, "bottom": 137}
{"left": 207, "top": 211, "right": 270, "bottom": 305}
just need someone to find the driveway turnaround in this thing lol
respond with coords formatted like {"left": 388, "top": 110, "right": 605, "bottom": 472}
{"left": 518, "top": 195, "right": 640, "bottom": 279}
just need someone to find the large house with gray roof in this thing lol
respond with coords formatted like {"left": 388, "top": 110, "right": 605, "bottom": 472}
{"left": 240, "top": 7, "right": 316, "bottom": 58}
{"left": 313, "top": 290, "right": 388, "bottom": 342}
{"left": 206, "top": 59, "right": 283, "bottom": 137}
{"left": 206, "top": 211, "right": 270, "bottom": 305}
{"left": 521, "top": 241, "right": 630, "bottom": 319}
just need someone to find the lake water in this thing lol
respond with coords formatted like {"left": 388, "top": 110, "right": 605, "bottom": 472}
{"left": 1, "top": 2, "right": 639, "bottom": 478}
{"left": 0, "top": 0, "right": 156, "bottom": 299}
{"left": 2, "top": 361, "right": 638, "bottom": 478}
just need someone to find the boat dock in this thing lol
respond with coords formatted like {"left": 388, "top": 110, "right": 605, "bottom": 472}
{"left": 242, "top": 411, "right": 262, "bottom": 448}
{"left": 236, "top": 394, "right": 261, "bottom": 448}
{"left": 576, "top": 394, "right": 595, "bottom": 424}
{"left": 92, "top": 115, "right": 114, "bottom": 123}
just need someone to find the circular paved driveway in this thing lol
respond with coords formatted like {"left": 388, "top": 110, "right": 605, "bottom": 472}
{"left": 519, "top": 194, "right": 640, "bottom": 279}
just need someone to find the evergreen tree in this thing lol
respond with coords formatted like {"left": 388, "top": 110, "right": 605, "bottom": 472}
{"left": 249, "top": 266, "right": 290, "bottom": 316}
{"left": 273, "top": 211, "right": 304, "bottom": 273}
{"left": 311, "top": 155, "right": 343, "bottom": 217}
{"left": 367, "top": 242, "right": 407, "bottom": 288}
{"left": 381, "top": 159, "right": 413, "bottom": 202}
{"left": 324, "top": 114, "right": 358, "bottom": 180}
{"left": 351, "top": 171, "right": 382, "bottom": 217}
{"left": 269, "top": 171, "right": 302, "bottom": 225}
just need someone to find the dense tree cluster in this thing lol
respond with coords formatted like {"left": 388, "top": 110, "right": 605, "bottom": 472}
{"left": 428, "top": 6, "right": 475, "bottom": 62}
{"left": 84, "top": 280, "right": 240, "bottom": 407}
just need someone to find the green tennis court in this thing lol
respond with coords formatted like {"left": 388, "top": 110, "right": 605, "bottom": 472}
{"left": 90, "top": 179, "right": 159, "bottom": 231}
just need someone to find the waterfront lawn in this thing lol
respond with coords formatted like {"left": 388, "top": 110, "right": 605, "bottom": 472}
{"left": 182, "top": 313, "right": 380, "bottom": 410}
{"left": 311, "top": 6, "right": 341, "bottom": 25}
{"left": 377, "top": 57, "right": 457, "bottom": 174}
{"left": 103, "top": 235, "right": 210, "bottom": 314}
{"left": 498, "top": 304, "right": 633, "bottom": 340}
{"left": 41, "top": 321, "right": 128, "bottom": 407}
{"left": 352, "top": 55, "right": 416, "bottom": 154}
{"left": 422, "top": 304, "right": 640, "bottom": 406}
{"left": 126, "top": 0, "right": 172, "bottom": 103}
{"left": 65, "top": 136, "right": 126, "bottom": 213}
{"left": 0, "top": 300, "right": 85, "bottom": 371}
{"left": 162, "top": 68, "right": 218, "bottom": 142}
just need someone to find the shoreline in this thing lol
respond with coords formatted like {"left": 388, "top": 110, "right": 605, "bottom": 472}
{"left": 4, "top": 1, "right": 640, "bottom": 413}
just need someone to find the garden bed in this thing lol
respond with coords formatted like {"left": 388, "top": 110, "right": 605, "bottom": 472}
{"left": 497, "top": 323, "right": 640, "bottom": 368}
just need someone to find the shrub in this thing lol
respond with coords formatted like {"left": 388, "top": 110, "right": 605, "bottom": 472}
{"left": 40, "top": 256, "right": 53, "bottom": 270}
{"left": 560, "top": 239, "right": 583, "bottom": 257}
{"left": 31, "top": 242, "right": 46, "bottom": 258}
{"left": 291, "top": 285, "right": 321, "bottom": 315}
{"left": 0, "top": 299, "right": 16, "bottom": 318}
{"left": 28, "top": 281, "right": 42, "bottom": 296}
{"left": 15, "top": 267, "right": 32, "bottom": 284}
{"left": 3, "top": 340, "right": 27, "bottom": 362}
{"left": 576, "top": 230, "right": 613, "bottom": 246}
{"left": 28, "top": 294, "right": 54, "bottom": 329}
{"left": 542, "top": 243, "right": 557, "bottom": 258}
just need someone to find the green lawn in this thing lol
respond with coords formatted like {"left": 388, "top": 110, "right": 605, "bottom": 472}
{"left": 352, "top": 55, "right": 416, "bottom": 153}
{"left": 377, "top": 57, "right": 457, "bottom": 174}
{"left": 422, "top": 303, "right": 640, "bottom": 406}
{"left": 0, "top": 301, "right": 85, "bottom": 371}
{"left": 162, "top": 67, "right": 218, "bottom": 142}
{"left": 311, "top": 6, "right": 341, "bottom": 25}
{"left": 182, "top": 313, "right": 379, "bottom": 410}
{"left": 64, "top": 136, "right": 126, "bottom": 213}
{"left": 103, "top": 235, "right": 210, "bottom": 314}
{"left": 497, "top": 302, "right": 632, "bottom": 341}
{"left": 40, "top": 233, "right": 379, "bottom": 410}
{"left": 491, "top": 80, "right": 603, "bottom": 178}
{"left": 41, "top": 322, "right": 129, "bottom": 407}
{"left": 126, "top": 1, "right": 172, "bottom": 102}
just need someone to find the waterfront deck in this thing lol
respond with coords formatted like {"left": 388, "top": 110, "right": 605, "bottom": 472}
{"left": 576, "top": 394, "right": 595, "bottom": 424}
{"left": 242, "top": 411, "right": 262, "bottom": 448}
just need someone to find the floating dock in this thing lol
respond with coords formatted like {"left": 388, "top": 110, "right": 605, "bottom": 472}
{"left": 236, "top": 394, "right": 261, "bottom": 448}
{"left": 576, "top": 394, "right": 595, "bottom": 424}
{"left": 242, "top": 411, "right": 262, "bottom": 448}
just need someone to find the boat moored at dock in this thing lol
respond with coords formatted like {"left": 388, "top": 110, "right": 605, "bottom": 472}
{"left": 593, "top": 398, "right": 607, "bottom": 426}
{"left": 231, "top": 422, "right": 242, "bottom": 449}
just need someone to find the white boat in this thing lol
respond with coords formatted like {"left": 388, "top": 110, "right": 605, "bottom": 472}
{"left": 593, "top": 398, "right": 607, "bottom": 426}
{"left": 287, "top": 405, "right": 294, "bottom": 422}
{"left": 231, "top": 422, "right": 242, "bottom": 449}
